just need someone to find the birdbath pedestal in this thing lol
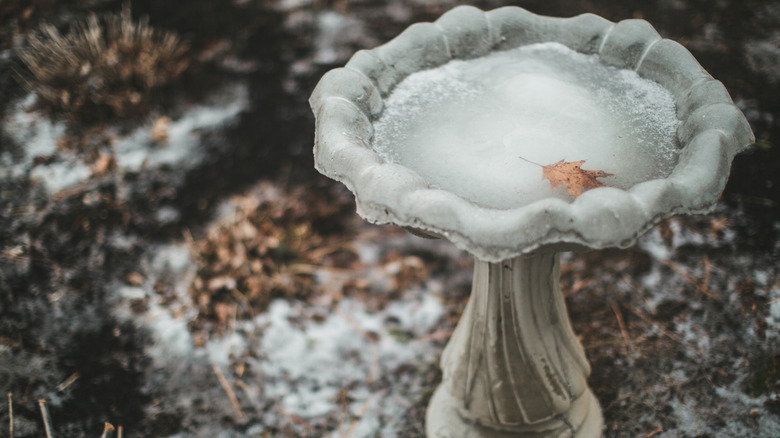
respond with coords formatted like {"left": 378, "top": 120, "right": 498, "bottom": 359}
{"left": 310, "top": 6, "right": 752, "bottom": 437}
{"left": 428, "top": 251, "right": 601, "bottom": 436}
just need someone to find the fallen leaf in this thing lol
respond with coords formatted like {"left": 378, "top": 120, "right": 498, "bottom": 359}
{"left": 542, "top": 159, "right": 612, "bottom": 197}
{"left": 91, "top": 153, "right": 116, "bottom": 175}
{"left": 151, "top": 116, "right": 171, "bottom": 144}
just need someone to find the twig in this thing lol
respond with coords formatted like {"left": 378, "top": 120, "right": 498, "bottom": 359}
{"left": 641, "top": 428, "right": 664, "bottom": 438}
{"left": 662, "top": 259, "right": 718, "bottom": 300}
{"left": 7, "top": 393, "right": 12, "bottom": 438}
{"left": 336, "top": 308, "right": 378, "bottom": 342}
{"left": 304, "top": 240, "right": 354, "bottom": 262}
{"left": 517, "top": 155, "right": 544, "bottom": 167}
{"left": 563, "top": 278, "right": 592, "bottom": 298}
{"left": 584, "top": 337, "right": 651, "bottom": 349}
{"left": 56, "top": 373, "right": 80, "bottom": 392}
{"left": 276, "top": 405, "right": 311, "bottom": 431}
{"left": 603, "top": 392, "right": 632, "bottom": 413}
{"left": 702, "top": 255, "right": 711, "bottom": 292}
{"left": 38, "top": 399, "right": 53, "bottom": 438}
{"left": 418, "top": 329, "right": 454, "bottom": 341}
{"left": 286, "top": 263, "right": 352, "bottom": 275}
{"left": 623, "top": 303, "right": 682, "bottom": 343}
{"left": 343, "top": 390, "right": 387, "bottom": 438}
{"left": 230, "top": 288, "right": 253, "bottom": 319}
{"left": 610, "top": 300, "right": 633, "bottom": 352}
{"left": 233, "top": 380, "right": 262, "bottom": 414}
{"left": 99, "top": 422, "right": 115, "bottom": 438}
{"left": 212, "top": 364, "right": 245, "bottom": 421}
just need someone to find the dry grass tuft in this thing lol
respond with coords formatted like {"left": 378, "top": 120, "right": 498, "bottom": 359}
{"left": 18, "top": 6, "right": 189, "bottom": 125}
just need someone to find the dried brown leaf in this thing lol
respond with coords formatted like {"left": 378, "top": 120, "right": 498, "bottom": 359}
{"left": 541, "top": 159, "right": 612, "bottom": 197}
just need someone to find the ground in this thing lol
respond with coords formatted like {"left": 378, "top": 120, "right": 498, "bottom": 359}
{"left": 0, "top": 0, "right": 778, "bottom": 437}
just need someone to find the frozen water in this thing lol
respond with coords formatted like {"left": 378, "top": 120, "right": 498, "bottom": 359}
{"left": 372, "top": 42, "right": 681, "bottom": 209}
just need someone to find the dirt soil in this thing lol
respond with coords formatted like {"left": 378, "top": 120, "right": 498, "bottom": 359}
{"left": 0, "top": 1, "right": 778, "bottom": 437}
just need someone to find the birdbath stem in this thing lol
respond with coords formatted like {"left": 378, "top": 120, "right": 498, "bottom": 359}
{"left": 427, "top": 252, "right": 603, "bottom": 437}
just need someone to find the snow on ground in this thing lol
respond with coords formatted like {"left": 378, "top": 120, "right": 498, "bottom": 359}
{"left": 110, "top": 186, "right": 451, "bottom": 437}
{"left": 113, "top": 84, "right": 248, "bottom": 173}
{"left": 255, "top": 293, "right": 442, "bottom": 435}
{"left": 0, "top": 83, "right": 248, "bottom": 194}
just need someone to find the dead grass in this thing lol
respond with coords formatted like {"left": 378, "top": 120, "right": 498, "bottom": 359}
{"left": 18, "top": 6, "right": 188, "bottom": 132}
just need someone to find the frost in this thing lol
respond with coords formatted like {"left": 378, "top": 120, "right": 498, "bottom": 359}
{"left": 372, "top": 42, "right": 680, "bottom": 209}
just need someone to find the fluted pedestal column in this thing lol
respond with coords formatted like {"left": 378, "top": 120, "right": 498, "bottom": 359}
{"left": 426, "top": 253, "right": 602, "bottom": 437}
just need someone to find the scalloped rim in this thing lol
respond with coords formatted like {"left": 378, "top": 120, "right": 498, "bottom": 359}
{"left": 310, "top": 5, "right": 754, "bottom": 262}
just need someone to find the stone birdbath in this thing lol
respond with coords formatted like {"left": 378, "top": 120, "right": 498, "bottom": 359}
{"left": 310, "top": 5, "right": 753, "bottom": 437}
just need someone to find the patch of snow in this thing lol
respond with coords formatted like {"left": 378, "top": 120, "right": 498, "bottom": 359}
{"left": 313, "top": 11, "right": 368, "bottom": 65}
{"left": 767, "top": 286, "right": 780, "bottom": 340}
{"left": 116, "top": 283, "right": 194, "bottom": 360}
{"left": 258, "top": 299, "right": 371, "bottom": 417}
{"left": 113, "top": 244, "right": 198, "bottom": 362}
{"left": 637, "top": 264, "right": 676, "bottom": 313}
{"left": 771, "top": 299, "right": 780, "bottom": 320}
{"left": 275, "top": 0, "right": 315, "bottom": 11}
{"left": 745, "top": 37, "right": 780, "bottom": 84}
{"left": 29, "top": 159, "right": 93, "bottom": 193}
{"left": 670, "top": 398, "right": 712, "bottom": 436}
{"left": 206, "top": 332, "right": 247, "bottom": 367}
{"left": 715, "top": 383, "right": 780, "bottom": 436}
{"left": 146, "top": 307, "right": 196, "bottom": 359}
{"left": 3, "top": 94, "right": 62, "bottom": 158}
{"left": 256, "top": 291, "right": 444, "bottom": 421}
{"left": 638, "top": 228, "right": 671, "bottom": 261}
{"left": 675, "top": 318, "right": 710, "bottom": 354}
{"left": 0, "top": 101, "right": 91, "bottom": 192}
{"left": 114, "top": 83, "right": 248, "bottom": 172}
{"left": 154, "top": 205, "right": 181, "bottom": 224}
{"left": 354, "top": 240, "right": 382, "bottom": 266}
{"left": 152, "top": 243, "right": 196, "bottom": 275}
{"left": 385, "top": 292, "right": 444, "bottom": 335}
{"left": 1, "top": 84, "right": 248, "bottom": 194}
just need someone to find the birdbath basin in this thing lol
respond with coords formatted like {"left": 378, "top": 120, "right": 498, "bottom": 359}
{"left": 310, "top": 6, "right": 753, "bottom": 437}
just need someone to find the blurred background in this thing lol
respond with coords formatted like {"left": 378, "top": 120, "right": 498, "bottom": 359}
{"left": 0, "top": 1, "right": 777, "bottom": 437}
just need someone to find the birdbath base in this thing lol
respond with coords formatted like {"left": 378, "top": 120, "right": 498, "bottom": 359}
{"left": 426, "top": 253, "right": 603, "bottom": 437}
{"left": 427, "top": 386, "right": 601, "bottom": 438}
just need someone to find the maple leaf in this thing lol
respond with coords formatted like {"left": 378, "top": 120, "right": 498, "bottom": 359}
{"left": 541, "top": 159, "right": 612, "bottom": 197}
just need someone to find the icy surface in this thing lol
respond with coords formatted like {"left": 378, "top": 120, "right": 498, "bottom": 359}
{"left": 372, "top": 42, "right": 681, "bottom": 209}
